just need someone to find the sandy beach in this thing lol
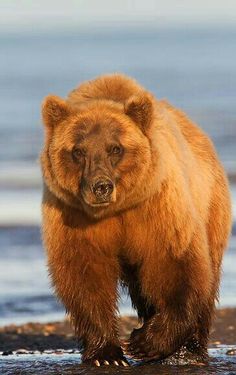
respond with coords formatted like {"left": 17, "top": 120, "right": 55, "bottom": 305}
{"left": 1, "top": 308, "right": 235, "bottom": 352}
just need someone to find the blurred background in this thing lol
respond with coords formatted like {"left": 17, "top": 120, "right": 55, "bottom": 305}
{"left": 0, "top": 0, "right": 235, "bottom": 326}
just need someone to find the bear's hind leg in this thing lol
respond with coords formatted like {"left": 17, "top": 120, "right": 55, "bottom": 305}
{"left": 120, "top": 260, "right": 156, "bottom": 322}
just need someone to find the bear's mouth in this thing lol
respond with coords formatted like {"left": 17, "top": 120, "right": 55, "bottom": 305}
{"left": 89, "top": 201, "right": 111, "bottom": 207}
{"left": 80, "top": 186, "right": 117, "bottom": 209}
{"left": 81, "top": 195, "right": 113, "bottom": 209}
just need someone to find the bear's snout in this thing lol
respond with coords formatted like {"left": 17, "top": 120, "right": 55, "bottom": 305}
{"left": 92, "top": 178, "right": 114, "bottom": 200}
{"left": 80, "top": 175, "right": 116, "bottom": 208}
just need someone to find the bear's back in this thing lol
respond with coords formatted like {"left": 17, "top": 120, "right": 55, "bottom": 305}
{"left": 68, "top": 74, "right": 143, "bottom": 107}
{"left": 160, "top": 100, "right": 220, "bottom": 169}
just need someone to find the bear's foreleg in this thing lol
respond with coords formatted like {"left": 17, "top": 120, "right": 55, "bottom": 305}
{"left": 127, "top": 234, "right": 213, "bottom": 362}
{"left": 48, "top": 241, "right": 128, "bottom": 366}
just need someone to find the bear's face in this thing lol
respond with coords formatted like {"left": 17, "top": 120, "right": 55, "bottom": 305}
{"left": 41, "top": 94, "right": 155, "bottom": 218}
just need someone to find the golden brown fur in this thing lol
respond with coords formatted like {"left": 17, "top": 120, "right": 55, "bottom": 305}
{"left": 40, "top": 73, "right": 232, "bottom": 365}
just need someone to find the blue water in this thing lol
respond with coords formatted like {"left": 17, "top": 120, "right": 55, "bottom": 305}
{"left": 0, "top": 226, "right": 235, "bottom": 326}
{"left": 0, "top": 27, "right": 235, "bottom": 324}
{"left": 1, "top": 28, "right": 236, "bottom": 166}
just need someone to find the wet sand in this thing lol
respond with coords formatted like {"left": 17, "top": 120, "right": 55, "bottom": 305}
{"left": 0, "top": 308, "right": 236, "bottom": 374}
{"left": 1, "top": 308, "right": 236, "bottom": 352}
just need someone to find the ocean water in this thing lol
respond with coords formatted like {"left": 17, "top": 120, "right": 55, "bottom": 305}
{"left": 0, "top": 227, "right": 235, "bottom": 326}
{"left": 0, "top": 27, "right": 235, "bottom": 325}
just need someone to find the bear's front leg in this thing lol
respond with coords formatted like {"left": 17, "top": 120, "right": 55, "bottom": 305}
{"left": 127, "top": 308, "right": 195, "bottom": 361}
{"left": 127, "top": 236, "right": 213, "bottom": 362}
{"left": 47, "top": 237, "right": 129, "bottom": 366}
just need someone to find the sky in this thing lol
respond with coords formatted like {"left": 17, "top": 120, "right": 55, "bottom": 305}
{"left": 0, "top": 0, "right": 236, "bottom": 32}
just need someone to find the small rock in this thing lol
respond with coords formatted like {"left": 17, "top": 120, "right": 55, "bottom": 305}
{"left": 43, "top": 350, "right": 54, "bottom": 354}
{"left": 64, "top": 349, "right": 74, "bottom": 354}
{"left": 2, "top": 351, "right": 13, "bottom": 356}
{"left": 16, "top": 349, "right": 29, "bottom": 354}
{"left": 226, "top": 349, "right": 236, "bottom": 356}
{"left": 72, "top": 349, "right": 80, "bottom": 354}
{"left": 55, "top": 349, "right": 64, "bottom": 355}
{"left": 44, "top": 325, "right": 55, "bottom": 334}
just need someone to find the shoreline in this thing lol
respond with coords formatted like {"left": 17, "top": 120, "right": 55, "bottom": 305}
{"left": 0, "top": 308, "right": 235, "bottom": 353}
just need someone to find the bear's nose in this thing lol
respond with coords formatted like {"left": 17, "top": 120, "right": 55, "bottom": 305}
{"left": 92, "top": 179, "right": 114, "bottom": 199}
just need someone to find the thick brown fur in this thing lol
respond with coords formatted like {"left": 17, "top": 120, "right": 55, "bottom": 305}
{"left": 40, "top": 73, "right": 232, "bottom": 366}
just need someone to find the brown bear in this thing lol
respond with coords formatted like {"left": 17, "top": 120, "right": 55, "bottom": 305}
{"left": 40, "top": 73, "right": 232, "bottom": 366}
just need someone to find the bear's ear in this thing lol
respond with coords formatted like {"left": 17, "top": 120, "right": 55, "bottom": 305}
{"left": 42, "top": 95, "right": 72, "bottom": 128}
{"left": 124, "top": 92, "right": 153, "bottom": 132}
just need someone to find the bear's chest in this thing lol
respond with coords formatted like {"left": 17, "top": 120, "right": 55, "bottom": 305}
{"left": 120, "top": 205, "right": 159, "bottom": 262}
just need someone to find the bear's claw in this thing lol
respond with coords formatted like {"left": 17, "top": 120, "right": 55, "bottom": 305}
{"left": 93, "top": 358, "right": 129, "bottom": 366}
{"left": 125, "top": 322, "right": 164, "bottom": 361}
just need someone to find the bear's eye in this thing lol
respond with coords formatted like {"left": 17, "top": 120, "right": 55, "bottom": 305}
{"left": 109, "top": 145, "right": 123, "bottom": 155}
{"left": 72, "top": 147, "right": 84, "bottom": 161}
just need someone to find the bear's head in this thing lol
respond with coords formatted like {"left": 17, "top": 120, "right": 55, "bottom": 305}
{"left": 41, "top": 92, "right": 159, "bottom": 219}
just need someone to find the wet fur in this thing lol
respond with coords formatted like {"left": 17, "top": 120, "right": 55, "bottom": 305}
{"left": 41, "top": 74, "right": 232, "bottom": 365}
